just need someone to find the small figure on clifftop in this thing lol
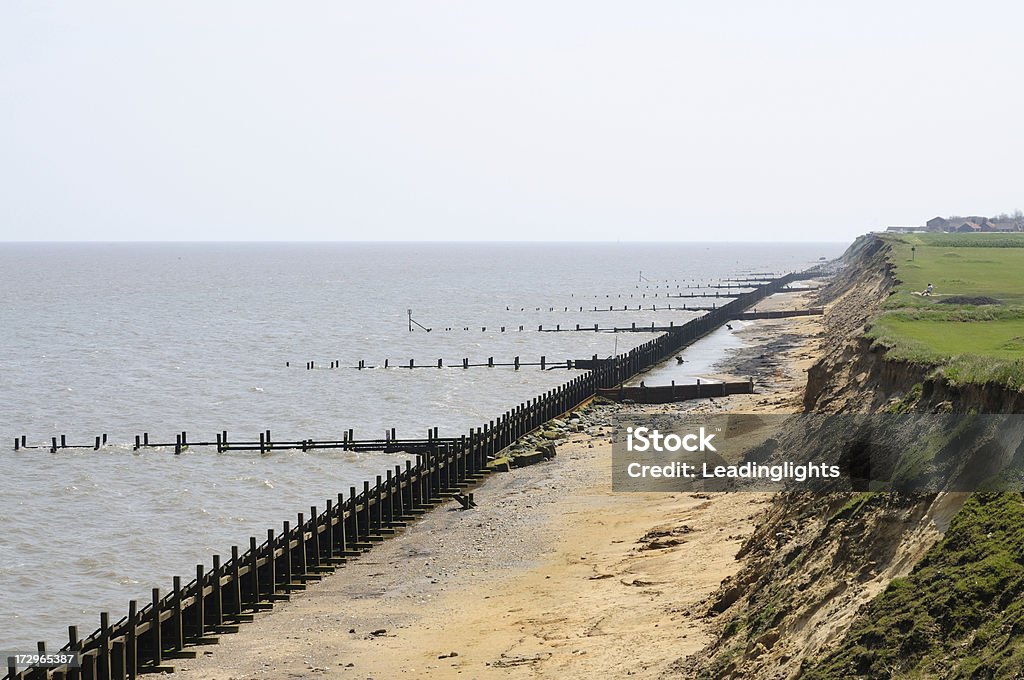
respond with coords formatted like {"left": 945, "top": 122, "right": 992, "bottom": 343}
{"left": 924, "top": 283, "right": 934, "bottom": 296}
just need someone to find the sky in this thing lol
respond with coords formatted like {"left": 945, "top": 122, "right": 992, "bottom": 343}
{"left": 1, "top": 1, "right": 1022, "bottom": 242}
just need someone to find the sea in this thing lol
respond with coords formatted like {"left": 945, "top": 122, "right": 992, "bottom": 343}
{"left": 0, "top": 241, "right": 844, "bottom": 650}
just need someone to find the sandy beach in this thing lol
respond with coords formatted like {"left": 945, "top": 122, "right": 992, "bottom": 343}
{"left": 176, "top": 290, "right": 823, "bottom": 680}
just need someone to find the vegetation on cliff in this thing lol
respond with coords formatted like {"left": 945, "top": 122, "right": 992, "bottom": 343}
{"left": 805, "top": 493, "right": 1024, "bottom": 679}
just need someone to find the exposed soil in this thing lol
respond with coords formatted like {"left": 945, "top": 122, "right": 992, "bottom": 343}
{"left": 936, "top": 295, "right": 1002, "bottom": 305}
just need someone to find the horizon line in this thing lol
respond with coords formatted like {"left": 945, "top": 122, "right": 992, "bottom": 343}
{"left": 0, "top": 238, "right": 854, "bottom": 245}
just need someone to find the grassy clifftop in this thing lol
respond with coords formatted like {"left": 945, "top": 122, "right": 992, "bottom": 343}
{"left": 866, "top": 233, "right": 1024, "bottom": 390}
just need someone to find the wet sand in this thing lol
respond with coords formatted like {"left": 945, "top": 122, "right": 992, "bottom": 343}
{"left": 176, "top": 290, "right": 823, "bottom": 680}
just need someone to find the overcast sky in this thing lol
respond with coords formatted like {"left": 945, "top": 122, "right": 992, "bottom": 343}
{"left": 1, "top": 1, "right": 1021, "bottom": 242}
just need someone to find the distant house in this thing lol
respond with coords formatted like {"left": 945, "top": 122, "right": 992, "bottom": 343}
{"left": 925, "top": 214, "right": 1021, "bottom": 233}
{"left": 991, "top": 218, "right": 1023, "bottom": 232}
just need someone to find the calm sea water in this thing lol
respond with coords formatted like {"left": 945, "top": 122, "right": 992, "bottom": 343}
{"left": 0, "top": 242, "right": 842, "bottom": 650}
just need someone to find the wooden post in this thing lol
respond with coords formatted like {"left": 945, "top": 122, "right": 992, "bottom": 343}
{"left": 358, "top": 481, "right": 370, "bottom": 536}
{"left": 151, "top": 587, "right": 163, "bottom": 667}
{"left": 229, "top": 546, "right": 242, "bottom": 616}
{"left": 346, "top": 487, "right": 359, "bottom": 546}
{"left": 395, "top": 464, "right": 407, "bottom": 518}
{"left": 280, "top": 521, "right": 293, "bottom": 587}
{"left": 308, "top": 507, "right": 321, "bottom": 568}
{"left": 373, "top": 478, "right": 384, "bottom": 533}
{"left": 99, "top": 611, "right": 111, "bottom": 680}
{"left": 68, "top": 625, "right": 81, "bottom": 680}
{"left": 336, "top": 493, "right": 348, "bottom": 554}
{"left": 323, "top": 502, "right": 335, "bottom": 561}
{"left": 125, "top": 600, "right": 137, "bottom": 680}
{"left": 265, "top": 530, "right": 276, "bottom": 596}
{"left": 171, "top": 576, "right": 183, "bottom": 652}
{"left": 194, "top": 566, "right": 205, "bottom": 638}
{"left": 111, "top": 640, "right": 126, "bottom": 680}
{"left": 247, "top": 536, "right": 260, "bottom": 602}
{"left": 211, "top": 555, "right": 223, "bottom": 627}
{"left": 295, "top": 514, "right": 308, "bottom": 575}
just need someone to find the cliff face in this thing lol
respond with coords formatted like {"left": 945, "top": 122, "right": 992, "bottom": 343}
{"left": 686, "top": 234, "right": 1024, "bottom": 679}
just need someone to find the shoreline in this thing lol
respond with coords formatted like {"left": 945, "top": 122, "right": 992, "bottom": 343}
{"left": 177, "top": 289, "right": 824, "bottom": 680}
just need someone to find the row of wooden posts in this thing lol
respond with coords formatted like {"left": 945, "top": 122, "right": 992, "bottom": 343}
{"left": 503, "top": 303, "right": 720, "bottom": 311}
{"left": 5, "top": 269, "right": 816, "bottom": 680}
{"left": 15, "top": 430, "right": 453, "bottom": 456}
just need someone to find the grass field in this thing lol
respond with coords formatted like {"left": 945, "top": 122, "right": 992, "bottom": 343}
{"left": 866, "top": 232, "right": 1024, "bottom": 389}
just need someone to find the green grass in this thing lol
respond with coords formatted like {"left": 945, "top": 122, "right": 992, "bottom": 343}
{"left": 904, "top": 233, "right": 1024, "bottom": 249}
{"left": 886, "top": 233, "right": 1024, "bottom": 307}
{"left": 868, "top": 234, "right": 1024, "bottom": 388}
{"left": 804, "top": 493, "right": 1024, "bottom": 679}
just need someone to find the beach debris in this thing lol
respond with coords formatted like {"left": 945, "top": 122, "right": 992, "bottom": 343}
{"left": 490, "top": 653, "right": 551, "bottom": 668}
{"left": 453, "top": 492, "right": 477, "bottom": 510}
{"left": 438, "top": 651, "right": 459, "bottom": 659}
{"left": 637, "top": 526, "right": 693, "bottom": 550}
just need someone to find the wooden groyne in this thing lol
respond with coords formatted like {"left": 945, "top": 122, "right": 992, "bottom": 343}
{"left": 4, "top": 268, "right": 824, "bottom": 680}
{"left": 598, "top": 379, "right": 754, "bottom": 404}
{"left": 732, "top": 307, "right": 824, "bottom": 320}
{"left": 14, "top": 431, "right": 456, "bottom": 455}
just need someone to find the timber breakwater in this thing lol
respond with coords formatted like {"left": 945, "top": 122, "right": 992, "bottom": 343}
{"left": 4, "top": 269, "right": 822, "bottom": 680}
